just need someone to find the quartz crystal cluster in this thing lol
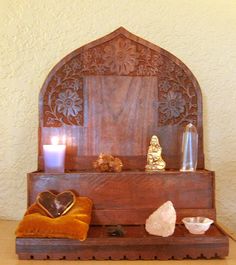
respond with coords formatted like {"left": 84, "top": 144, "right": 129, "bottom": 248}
{"left": 145, "top": 201, "right": 176, "bottom": 237}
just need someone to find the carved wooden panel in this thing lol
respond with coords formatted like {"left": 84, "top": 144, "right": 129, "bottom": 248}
{"left": 43, "top": 77, "right": 84, "bottom": 126}
{"left": 39, "top": 27, "right": 203, "bottom": 170}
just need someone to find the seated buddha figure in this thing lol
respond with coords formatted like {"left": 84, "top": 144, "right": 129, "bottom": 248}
{"left": 145, "top": 135, "right": 166, "bottom": 172}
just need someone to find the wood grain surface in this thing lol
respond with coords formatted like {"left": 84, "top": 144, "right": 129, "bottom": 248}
{"left": 16, "top": 224, "right": 228, "bottom": 260}
{"left": 38, "top": 27, "right": 204, "bottom": 170}
{"left": 27, "top": 170, "right": 215, "bottom": 225}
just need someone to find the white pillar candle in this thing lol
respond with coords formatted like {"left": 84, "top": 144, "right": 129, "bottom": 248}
{"left": 43, "top": 136, "right": 66, "bottom": 173}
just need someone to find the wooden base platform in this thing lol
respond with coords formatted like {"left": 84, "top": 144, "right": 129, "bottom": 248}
{"left": 16, "top": 224, "right": 228, "bottom": 260}
{"left": 17, "top": 170, "right": 229, "bottom": 260}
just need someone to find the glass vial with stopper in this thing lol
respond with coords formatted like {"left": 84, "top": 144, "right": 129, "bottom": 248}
{"left": 180, "top": 123, "right": 198, "bottom": 171}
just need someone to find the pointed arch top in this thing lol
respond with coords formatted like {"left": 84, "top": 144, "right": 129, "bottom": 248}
{"left": 39, "top": 27, "right": 204, "bottom": 170}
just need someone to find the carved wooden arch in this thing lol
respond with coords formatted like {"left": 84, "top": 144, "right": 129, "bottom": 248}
{"left": 39, "top": 27, "right": 204, "bottom": 170}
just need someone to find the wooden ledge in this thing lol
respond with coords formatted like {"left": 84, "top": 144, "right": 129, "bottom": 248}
{"left": 16, "top": 224, "right": 228, "bottom": 260}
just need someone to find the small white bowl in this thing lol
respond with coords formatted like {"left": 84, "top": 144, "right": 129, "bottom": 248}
{"left": 182, "top": 217, "right": 214, "bottom": 235}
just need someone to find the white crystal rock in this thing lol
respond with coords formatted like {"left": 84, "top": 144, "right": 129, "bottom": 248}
{"left": 145, "top": 201, "right": 176, "bottom": 237}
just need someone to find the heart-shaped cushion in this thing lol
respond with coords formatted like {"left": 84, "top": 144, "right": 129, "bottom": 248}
{"left": 36, "top": 191, "right": 76, "bottom": 218}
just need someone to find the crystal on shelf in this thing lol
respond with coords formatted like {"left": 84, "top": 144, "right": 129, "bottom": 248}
{"left": 145, "top": 201, "right": 176, "bottom": 237}
{"left": 180, "top": 123, "right": 198, "bottom": 172}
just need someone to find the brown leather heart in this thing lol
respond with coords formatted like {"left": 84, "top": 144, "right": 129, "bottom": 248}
{"left": 36, "top": 191, "right": 76, "bottom": 218}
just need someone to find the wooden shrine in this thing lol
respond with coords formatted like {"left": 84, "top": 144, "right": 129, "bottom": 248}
{"left": 16, "top": 27, "right": 229, "bottom": 260}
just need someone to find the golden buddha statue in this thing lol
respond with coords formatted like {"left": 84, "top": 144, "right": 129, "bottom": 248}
{"left": 145, "top": 135, "right": 166, "bottom": 172}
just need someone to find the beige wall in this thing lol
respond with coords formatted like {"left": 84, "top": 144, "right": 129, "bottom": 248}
{"left": 0, "top": 0, "right": 235, "bottom": 232}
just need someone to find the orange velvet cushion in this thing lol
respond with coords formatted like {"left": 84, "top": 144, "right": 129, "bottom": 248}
{"left": 16, "top": 197, "right": 92, "bottom": 241}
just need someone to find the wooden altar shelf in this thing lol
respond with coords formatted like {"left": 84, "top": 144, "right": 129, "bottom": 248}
{"left": 16, "top": 27, "right": 229, "bottom": 260}
{"left": 26, "top": 170, "right": 216, "bottom": 222}
{"left": 16, "top": 170, "right": 229, "bottom": 260}
{"left": 16, "top": 224, "right": 228, "bottom": 260}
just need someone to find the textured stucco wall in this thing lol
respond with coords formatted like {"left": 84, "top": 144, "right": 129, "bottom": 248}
{"left": 0, "top": 0, "right": 235, "bottom": 232}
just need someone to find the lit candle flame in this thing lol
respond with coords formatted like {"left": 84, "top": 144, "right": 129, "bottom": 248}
{"left": 51, "top": 136, "right": 59, "bottom": 145}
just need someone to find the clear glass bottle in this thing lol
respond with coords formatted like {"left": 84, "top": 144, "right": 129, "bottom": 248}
{"left": 180, "top": 123, "right": 198, "bottom": 171}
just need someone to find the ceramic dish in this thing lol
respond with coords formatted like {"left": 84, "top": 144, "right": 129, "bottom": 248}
{"left": 182, "top": 217, "right": 214, "bottom": 234}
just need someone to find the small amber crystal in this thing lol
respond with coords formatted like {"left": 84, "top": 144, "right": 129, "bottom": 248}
{"left": 93, "top": 153, "right": 123, "bottom": 173}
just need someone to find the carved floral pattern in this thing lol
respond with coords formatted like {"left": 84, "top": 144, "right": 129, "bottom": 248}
{"left": 159, "top": 80, "right": 171, "bottom": 92}
{"left": 103, "top": 37, "right": 138, "bottom": 75}
{"left": 157, "top": 67, "right": 198, "bottom": 126}
{"left": 44, "top": 77, "right": 84, "bottom": 126}
{"left": 159, "top": 91, "right": 186, "bottom": 119}
{"left": 136, "top": 48, "right": 164, "bottom": 75}
{"left": 55, "top": 89, "right": 83, "bottom": 117}
{"left": 77, "top": 36, "right": 165, "bottom": 76}
{"left": 42, "top": 34, "right": 199, "bottom": 127}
